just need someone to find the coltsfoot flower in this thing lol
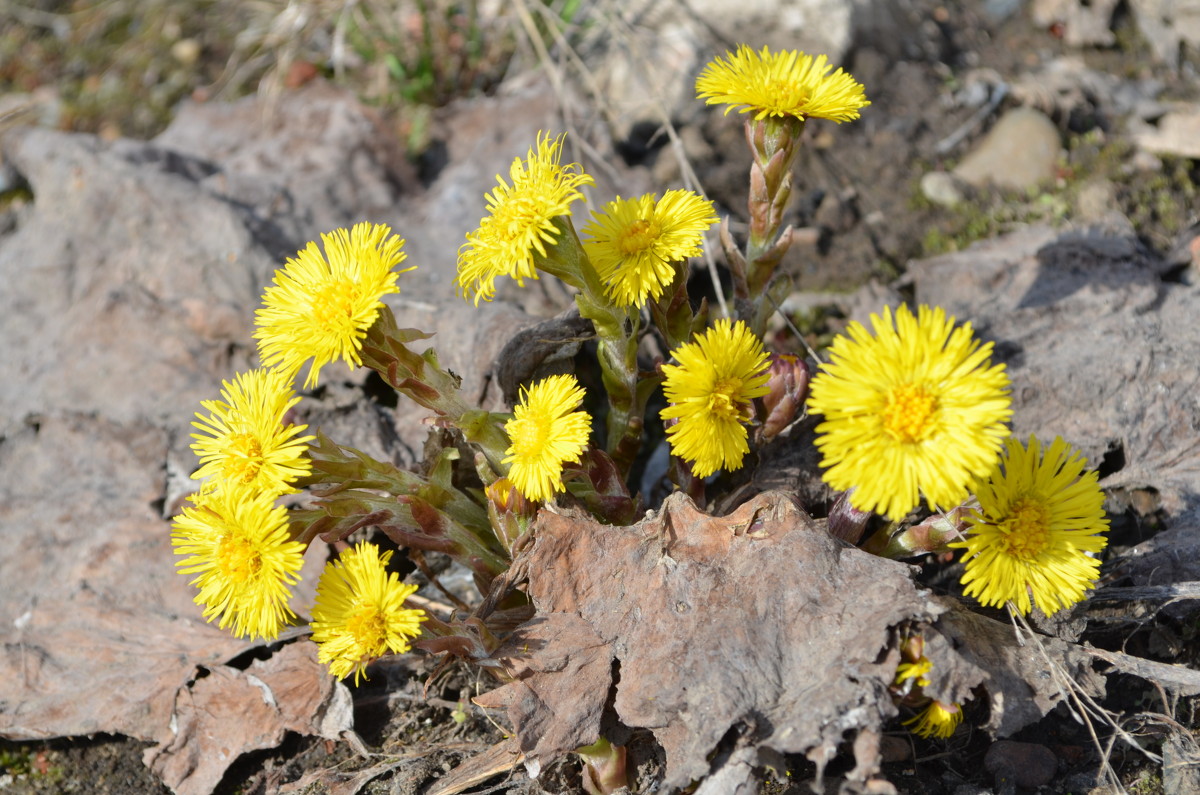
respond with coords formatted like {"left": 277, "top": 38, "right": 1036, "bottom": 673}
{"left": 190, "top": 368, "right": 313, "bottom": 498}
{"left": 661, "top": 319, "right": 771, "bottom": 478}
{"left": 581, "top": 190, "right": 718, "bottom": 307}
{"left": 905, "top": 700, "right": 963, "bottom": 739}
{"left": 310, "top": 542, "right": 427, "bottom": 684}
{"left": 255, "top": 222, "right": 412, "bottom": 388}
{"left": 172, "top": 486, "right": 306, "bottom": 640}
{"left": 953, "top": 435, "right": 1109, "bottom": 616}
{"left": 456, "top": 133, "right": 594, "bottom": 305}
{"left": 503, "top": 374, "right": 592, "bottom": 503}
{"left": 696, "top": 44, "right": 870, "bottom": 123}
{"left": 807, "top": 304, "right": 1012, "bottom": 521}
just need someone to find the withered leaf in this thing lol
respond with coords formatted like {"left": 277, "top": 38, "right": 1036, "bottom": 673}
{"left": 927, "top": 602, "right": 1106, "bottom": 737}
{"left": 478, "top": 491, "right": 943, "bottom": 789}
{"left": 144, "top": 642, "right": 352, "bottom": 795}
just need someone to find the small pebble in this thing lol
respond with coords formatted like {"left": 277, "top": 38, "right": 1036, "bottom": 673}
{"left": 984, "top": 739, "right": 1058, "bottom": 789}
{"left": 171, "top": 38, "right": 201, "bottom": 66}
{"left": 920, "top": 171, "right": 966, "bottom": 207}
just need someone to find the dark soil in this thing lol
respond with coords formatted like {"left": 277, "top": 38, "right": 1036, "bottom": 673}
{"left": 2, "top": 0, "right": 1197, "bottom": 793}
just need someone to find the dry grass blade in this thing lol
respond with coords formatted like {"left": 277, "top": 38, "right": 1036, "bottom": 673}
{"left": 426, "top": 737, "right": 524, "bottom": 795}
{"left": 1009, "top": 610, "right": 1162, "bottom": 795}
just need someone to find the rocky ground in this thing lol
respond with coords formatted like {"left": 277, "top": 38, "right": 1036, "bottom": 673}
{"left": 2, "top": 0, "right": 1200, "bottom": 793}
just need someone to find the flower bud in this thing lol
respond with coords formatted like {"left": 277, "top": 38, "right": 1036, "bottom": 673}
{"left": 485, "top": 477, "right": 535, "bottom": 554}
{"left": 759, "top": 353, "right": 810, "bottom": 441}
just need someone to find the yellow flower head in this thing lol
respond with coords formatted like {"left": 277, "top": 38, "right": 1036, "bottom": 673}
{"left": 695, "top": 44, "right": 870, "bottom": 123}
{"left": 456, "top": 133, "right": 594, "bottom": 305}
{"left": 255, "top": 222, "right": 412, "bottom": 388}
{"left": 894, "top": 656, "right": 933, "bottom": 690}
{"left": 661, "top": 319, "right": 771, "bottom": 478}
{"left": 190, "top": 368, "right": 314, "bottom": 498}
{"left": 172, "top": 486, "right": 306, "bottom": 640}
{"left": 952, "top": 435, "right": 1109, "bottom": 616}
{"left": 807, "top": 304, "right": 1012, "bottom": 521}
{"left": 905, "top": 700, "right": 963, "bottom": 739}
{"left": 581, "top": 190, "right": 719, "bottom": 307}
{"left": 310, "top": 542, "right": 426, "bottom": 684}
{"left": 503, "top": 374, "right": 592, "bottom": 503}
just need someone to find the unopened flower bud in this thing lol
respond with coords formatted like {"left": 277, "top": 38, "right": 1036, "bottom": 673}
{"left": 485, "top": 477, "right": 535, "bottom": 553}
{"left": 759, "top": 353, "right": 809, "bottom": 441}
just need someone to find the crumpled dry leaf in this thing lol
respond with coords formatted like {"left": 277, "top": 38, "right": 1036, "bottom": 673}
{"left": 144, "top": 642, "right": 353, "bottom": 795}
{"left": 476, "top": 491, "right": 943, "bottom": 789}
{"left": 926, "top": 602, "right": 1106, "bottom": 737}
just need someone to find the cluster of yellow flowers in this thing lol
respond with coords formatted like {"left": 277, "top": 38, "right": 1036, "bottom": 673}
{"left": 172, "top": 223, "right": 426, "bottom": 681}
{"left": 169, "top": 44, "right": 1111, "bottom": 731}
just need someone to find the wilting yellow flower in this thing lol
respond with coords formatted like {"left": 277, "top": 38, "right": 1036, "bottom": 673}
{"left": 905, "top": 701, "right": 963, "bottom": 739}
{"left": 695, "top": 45, "right": 870, "bottom": 123}
{"left": 807, "top": 304, "right": 1011, "bottom": 521}
{"left": 581, "top": 190, "right": 718, "bottom": 307}
{"left": 953, "top": 435, "right": 1109, "bottom": 616}
{"left": 255, "top": 222, "right": 411, "bottom": 388}
{"left": 310, "top": 542, "right": 426, "bottom": 684}
{"left": 895, "top": 656, "right": 933, "bottom": 689}
{"left": 661, "top": 319, "right": 771, "bottom": 478}
{"left": 456, "top": 133, "right": 594, "bottom": 305}
{"left": 503, "top": 374, "right": 592, "bottom": 502}
{"left": 172, "top": 486, "right": 306, "bottom": 640}
{"left": 190, "top": 368, "right": 313, "bottom": 498}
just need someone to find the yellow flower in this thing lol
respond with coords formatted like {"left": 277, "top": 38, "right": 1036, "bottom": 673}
{"left": 695, "top": 45, "right": 870, "bottom": 123}
{"left": 905, "top": 701, "right": 963, "bottom": 739}
{"left": 503, "top": 374, "right": 592, "bottom": 502}
{"left": 190, "top": 368, "right": 314, "bottom": 498}
{"left": 895, "top": 657, "right": 932, "bottom": 689}
{"left": 806, "top": 304, "right": 1011, "bottom": 521}
{"left": 172, "top": 486, "right": 306, "bottom": 640}
{"left": 953, "top": 435, "right": 1109, "bottom": 616}
{"left": 455, "top": 132, "right": 594, "bottom": 305}
{"left": 255, "top": 222, "right": 412, "bottom": 388}
{"left": 661, "top": 319, "right": 771, "bottom": 478}
{"left": 310, "top": 542, "right": 426, "bottom": 684}
{"left": 581, "top": 190, "right": 718, "bottom": 307}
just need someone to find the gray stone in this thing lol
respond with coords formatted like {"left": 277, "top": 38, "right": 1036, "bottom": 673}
{"left": 1131, "top": 103, "right": 1200, "bottom": 159}
{"left": 1030, "top": 0, "right": 1119, "bottom": 47}
{"left": 1129, "top": 0, "right": 1200, "bottom": 65}
{"left": 953, "top": 107, "right": 1062, "bottom": 191}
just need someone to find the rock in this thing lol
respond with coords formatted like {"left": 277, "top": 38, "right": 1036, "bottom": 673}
{"left": 1162, "top": 732, "right": 1200, "bottom": 795}
{"left": 1129, "top": 0, "right": 1200, "bottom": 65}
{"left": 953, "top": 107, "right": 1062, "bottom": 191}
{"left": 984, "top": 740, "right": 1059, "bottom": 789}
{"left": 920, "top": 171, "right": 967, "bottom": 207}
{"left": 1030, "top": 0, "right": 1119, "bottom": 47}
{"left": 1131, "top": 103, "right": 1200, "bottom": 159}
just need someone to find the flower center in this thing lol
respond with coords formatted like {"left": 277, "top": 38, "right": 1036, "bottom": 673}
{"left": 618, "top": 219, "right": 661, "bottom": 255}
{"left": 998, "top": 497, "right": 1052, "bottom": 561}
{"left": 346, "top": 605, "right": 388, "bottom": 652}
{"left": 312, "top": 278, "right": 360, "bottom": 331}
{"left": 217, "top": 535, "right": 263, "bottom": 584}
{"left": 223, "top": 432, "right": 264, "bottom": 484}
{"left": 510, "top": 415, "right": 550, "bottom": 457}
{"left": 708, "top": 378, "right": 747, "bottom": 421}
{"left": 881, "top": 383, "right": 938, "bottom": 443}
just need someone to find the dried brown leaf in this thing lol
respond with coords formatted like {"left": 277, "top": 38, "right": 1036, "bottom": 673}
{"left": 479, "top": 491, "right": 943, "bottom": 789}
{"left": 144, "top": 642, "right": 352, "bottom": 795}
{"left": 927, "top": 602, "right": 1106, "bottom": 736}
